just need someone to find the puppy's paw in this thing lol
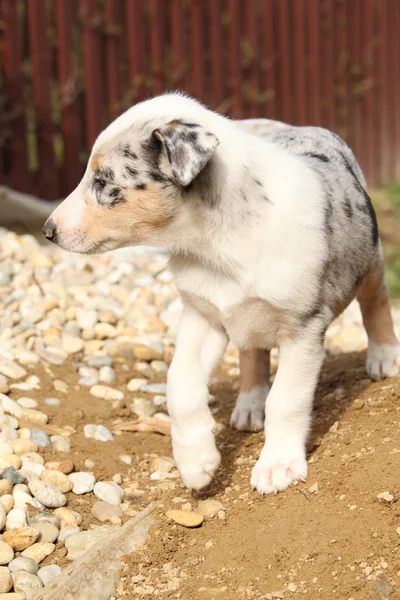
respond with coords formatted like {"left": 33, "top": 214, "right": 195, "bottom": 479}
{"left": 250, "top": 440, "right": 307, "bottom": 495}
{"left": 230, "top": 386, "right": 269, "bottom": 432}
{"left": 172, "top": 429, "right": 220, "bottom": 490}
{"left": 366, "top": 342, "right": 400, "bottom": 380}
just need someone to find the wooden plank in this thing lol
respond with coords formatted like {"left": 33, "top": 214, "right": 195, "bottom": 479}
{"left": 80, "top": 0, "right": 104, "bottom": 149}
{"left": 55, "top": 0, "right": 84, "bottom": 195}
{"left": 347, "top": 0, "right": 363, "bottom": 174}
{"left": 244, "top": 0, "right": 258, "bottom": 117}
{"left": 190, "top": 0, "right": 205, "bottom": 101}
{"left": 387, "top": 0, "right": 398, "bottom": 182}
{"left": 306, "top": 0, "right": 321, "bottom": 125}
{"left": 394, "top": 0, "right": 400, "bottom": 181}
{"left": 149, "top": 0, "right": 165, "bottom": 96}
{"left": 209, "top": 0, "right": 224, "bottom": 109}
{"left": 27, "top": 0, "right": 59, "bottom": 199}
{"left": 275, "top": 0, "right": 292, "bottom": 123}
{"left": 171, "top": 0, "right": 186, "bottom": 91}
{"left": 104, "top": 0, "right": 123, "bottom": 121}
{"left": 126, "top": 0, "right": 146, "bottom": 102}
{"left": 335, "top": 0, "right": 348, "bottom": 141}
{"left": 360, "top": 0, "right": 375, "bottom": 186}
{"left": 292, "top": 0, "right": 306, "bottom": 125}
{"left": 320, "top": 0, "right": 335, "bottom": 132}
{"left": 377, "top": 0, "right": 389, "bottom": 185}
{"left": 227, "top": 0, "right": 243, "bottom": 117}
{"left": 0, "top": 0, "right": 32, "bottom": 191}
{"left": 260, "top": 0, "right": 276, "bottom": 119}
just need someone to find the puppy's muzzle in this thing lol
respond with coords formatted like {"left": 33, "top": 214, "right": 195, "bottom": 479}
{"left": 42, "top": 218, "right": 57, "bottom": 243}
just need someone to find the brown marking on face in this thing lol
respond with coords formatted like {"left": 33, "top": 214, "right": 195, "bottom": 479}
{"left": 90, "top": 154, "right": 102, "bottom": 172}
{"left": 80, "top": 185, "right": 174, "bottom": 245}
{"left": 357, "top": 244, "right": 398, "bottom": 345}
{"left": 239, "top": 349, "right": 270, "bottom": 394}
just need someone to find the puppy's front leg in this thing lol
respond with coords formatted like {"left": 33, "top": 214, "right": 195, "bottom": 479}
{"left": 251, "top": 325, "right": 325, "bottom": 494}
{"left": 168, "top": 307, "right": 228, "bottom": 490}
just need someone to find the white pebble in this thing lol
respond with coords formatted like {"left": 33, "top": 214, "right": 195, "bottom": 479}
{"left": 68, "top": 472, "right": 96, "bottom": 495}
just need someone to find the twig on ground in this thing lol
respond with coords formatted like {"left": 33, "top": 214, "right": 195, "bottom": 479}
{"left": 112, "top": 415, "right": 171, "bottom": 436}
{"left": 296, "top": 488, "right": 312, "bottom": 502}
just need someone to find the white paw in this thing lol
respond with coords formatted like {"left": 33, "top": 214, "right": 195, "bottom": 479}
{"left": 172, "top": 427, "right": 220, "bottom": 490}
{"left": 250, "top": 439, "right": 308, "bottom": 494}
{"left": 366, "top": 342, "right": 400, "bottom": 380}
{"left": 230, "top": 385, "right": 269, "bottom": 432}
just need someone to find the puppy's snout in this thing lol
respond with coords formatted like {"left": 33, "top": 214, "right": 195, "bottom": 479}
{"left": 42, "top": 218, "right": 57, "bottom": 242}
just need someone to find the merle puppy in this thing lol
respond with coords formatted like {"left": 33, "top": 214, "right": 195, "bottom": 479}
{"left": 43, "top": 93, "right": 400, "bottom": 494}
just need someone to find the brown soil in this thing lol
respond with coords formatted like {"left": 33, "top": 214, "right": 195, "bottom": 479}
{"left": 30, "top": 350, "right": 400, "bottom": 599}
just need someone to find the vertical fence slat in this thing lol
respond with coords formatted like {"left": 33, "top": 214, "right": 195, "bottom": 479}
{"left": 275, "top": 0, "right": 292, "bottom": 123}
{"left": 209, "top": 0, "right": 223, "bottom": 109}
{"left": 260, "top": 0, "right": 276, "bottom": 119}
{"left": 244, "top": 0, "right": 258, "bottom": 117}
{"left": 387, "top": 0, "right": 398, "bottom": 183}
{"left": 55, "top": 0, "right": 84, "bottom": 195}
{"left": 80, "top": 0, "right": 104, "bottom": 149}
{"left": 292, "top": 0, "right": 306, "bottom": 125}
{"left": 27, "top": 0, "right": 59, "bottom": 199}
{"left": 0, "top": 0, "right": 32, "bottom": 192}
{"left": 377, "top": 1, "right": 390, "bottom": 186}
{"left": 335, "top": 0, "right": 349, "bottom": 140}
{"left": 126, "top": 0, "right": 146, "bottom": 102}
{"left": 104, "top": 0, "right": 123, "bottom": 122}
{"left": 190, "top": 0, "right": 205, "bottom": 101}
{"left": 306, "top": 0, "right": 321, "bottom": 125}
{"left": 347, "top": 0, "right": 363, "bottom": 174}
{"left": 171, "top": 0, "right": 186, "bottom": 91}
{"left": 150, "top": 0, "right": 165, "bottom": 96}
{"left": 360, "top": 0, "right": 375, "bottom": 186}
{"left": 227, "top": 0, "right": 242, "bottom": 117}
{"left": 320, "top": 0, "right": 335, "bottom": 132}
{"left": 395, "top": 0, "right": 400, "bottom": 181}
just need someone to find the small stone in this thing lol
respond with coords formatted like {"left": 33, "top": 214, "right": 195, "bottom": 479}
{"left": 0, "top": 359, "right": 26, "bottom": 380}
{"left": 13, "top": 491, "right": 40, "bottom": 511}
{"left": 0, "top": 444, "right": 14, "bottom": 458}
{"left": 91, "top": 501, "right": 123, "bottom": 523}
{"left": 371, "top": 573, "right": 394, "bottom": 600}
{"left": 6, "top": 509, "right": 27, "bottom": 531}
{"left": 32, "top": 522, "right": 59, "bottom": 544}
{"left": 0, "top": 543, "right": 14, "bottom": 565}
{"left": 99, "top": 366, "right": 116, "bottom": 384}
{"left": 84, "top": 459, "right": 95, "bottom": 470}
{"left": 21, "top": 452, "right": 44, "bottom": 466}
{"left": 29, "top": 512, "right": 60, "bottom": 530}
{"left": 37, "top": 564, "right": 62, "bottom": 586}
{"left": 58, "top": 525, "right": 80, "bottom": 543}
{"left": 53, "top": 379, "right": 68, "bottom": 393}
{"left": 76, "top": 309, "right": 98, "bottom": 329}
{"left": 3, "top": 527, "right": 40, "bottom": 551}
{"left": 1, "top": 468, "right": 25, "bottom": 485}
{"left": 0, "top": 495, "right": 13, "bottom": 514}
{"left": 12, "top": 440, "right": 38, "bottom": 455}
{"left": 68, "top": 472, "right": 96, "bottom": 495}
{"left": 0, "top": 481, "right": 13, "bottom": 497}
{"left": 44, "top": 460, "right": 74, "bottom": 475}
{"left": 0, "top": 593, "right": 26, "bottom": 600}
{"left": 166, "top": 510, "right": 204, "bottom": 528}
{"left": 150, "top": 456, "right": 175, "bottom": 474}
{"left": 20, "top": 462, "right": 44, "bottom": 477}
{"left": 132, "top": 397, "right": 157, "bottom": 417}
{"left": 28, "top": 480, "right": 66, "bottom": 508}
{"left": 127, "top": 378, "right": 148, "bottom": 392}
{"left": 151, "top": 360, "right": 168, "bottom": 374}
{"left": 93, "top": 481, "right": 124, "bottom": 506}
{"left": 87, "top": 355, "right": 112, "bottom": 369}
{"left": 61, "top": 333, "right": 84, "bottom": 354}
{"left": 288, "top": 583, "right": 297, "bottom": 593}
{"left": 139, "top": 383, "right": 167, "bottom": 395}
{"left": 16, "top": 398, "right": 37, "bottom": 410}
{"left": 43, "top": 397, "right": 60, "bottom": 406}
{"left": 0, "top": 377, "right": 8, "bottom": 395}
{"left": 197, "top": 499, "right": 225, "bottom": 520}
{"left": 309, "top": 483, "right": 319, "bottom": 494}
{"left": 83, "top": 424, "right": 114, "bottom": 442}
{"left": 13, "top": 570, "right": 43, "bottom": 591}
{"left": 64, "top": 525, "right": 115, "bottom": 561}
{"left": 377, "top": 491, "right": 396, "bottom": 503}
{"left": 0, "top": 456, "right": 21, "bottom": 471}
{"left": 353, "top": 398, "right": 365, "bottom": 410}
{"left": 30, "top": 430, "right": 51, "bottom": 449}
{"left": 90, "top": 385, "right": 124, "bottom": 401}
{"left": 133, "top": 342, "right": 163, "bottom": 361}
{"left": 0, "top": 570, "right": 12, "bottom": 593}
{"left": 40, "top": 470, "right": 73, "bottom": 494}
{"left": 9, "top": 557, "right": 38, "bottom": 574}
{"left": 50, "top": 435, "right": 71, "bottom": 453}
{"left": 21, "top": 542, "right": 55, "bottom": 563}
{"left": 53, "top": 508, "right": 82, "bottom": 529}
{"left": 329, "top": 421, "right": 339, "bottom": 433}
{"left": 95, "top": 323, "right": 117, "bottom": 340}
{"left": 120, "top": 454, "right": 132, "bottom": 465}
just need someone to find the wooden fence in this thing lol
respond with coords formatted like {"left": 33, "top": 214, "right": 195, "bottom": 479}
{"left": 0, "top": 0, "right": 399, "bottom": 200}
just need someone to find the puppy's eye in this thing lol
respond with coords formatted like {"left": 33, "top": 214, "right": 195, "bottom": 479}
{"left": 94, "top": 177, "right": 107, "bottom": 190}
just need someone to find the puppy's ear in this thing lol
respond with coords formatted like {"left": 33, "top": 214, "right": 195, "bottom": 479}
{"left": 153, "top": 121, "right": 219, "bottom": 186}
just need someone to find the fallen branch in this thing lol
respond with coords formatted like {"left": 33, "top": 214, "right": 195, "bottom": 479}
{"left": 18, "top": 420, "right": 76, "bottom": 436}
{"left": 112, "top": 415, "right": 171, "bottom": 436}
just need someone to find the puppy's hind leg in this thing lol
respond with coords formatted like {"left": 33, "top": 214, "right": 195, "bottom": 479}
{"left": 230, "top": 349, "right": 270, "bottom": 432}
{"left": 357, "top": 242, "right": 400, "bottom": 380}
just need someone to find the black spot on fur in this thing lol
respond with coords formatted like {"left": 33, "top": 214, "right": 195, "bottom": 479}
{"left": 253, "top": 178, "right": 263, "bottom": 187}
{"left": 135, "top": 183, "right": 146, "bottom": 190}
{"left": 148, "top": 171, "right": 166, "bottom": 183}
{"left": 343, "top": 196, "right": 353, "bottom": 218}
{"left": 101, "top": 167, "right": 114, "bottom": 181}
{"left": 324, "top": 194, "right": 334, "bottom": 235}
{"left": 181, "top": 122, "right": 200, "bottom": 129}
{"left": 304, "top": 152, "right": 329, "bottom": 163}
{"left": 125, "top": 165, "right": 139, "bottom": 178}
{"left": 339, "top": 151, "right": 378, "bottom": 244}
{"left": 240, "top": 189, "right": 247, "bottom": 202}
{"left": 121, "top": 144, "right": 138, "bottom": 160}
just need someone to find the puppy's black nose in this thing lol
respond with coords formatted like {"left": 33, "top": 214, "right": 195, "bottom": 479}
{"left": 42, "top": 218, "right": 56, "bottom": 242}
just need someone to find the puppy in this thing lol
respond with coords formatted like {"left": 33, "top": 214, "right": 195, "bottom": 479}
{"left": 43, "top": 93, "right": 400, "bottom": 494}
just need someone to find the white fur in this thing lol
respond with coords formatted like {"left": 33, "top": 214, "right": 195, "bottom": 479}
{"left": 230, "top": 385, "right": 270, "bottom": 432}
{"left": 366, "top": 342, "right": 400, "bottom": 380}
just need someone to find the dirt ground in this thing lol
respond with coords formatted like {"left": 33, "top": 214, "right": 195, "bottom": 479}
{"left": 27, "top": 350, "right": 400, "bottom": 600}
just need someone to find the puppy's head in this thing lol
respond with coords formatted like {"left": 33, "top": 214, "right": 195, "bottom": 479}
{"left": 43, "top": 98, "right": 219, "bottom": 254}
